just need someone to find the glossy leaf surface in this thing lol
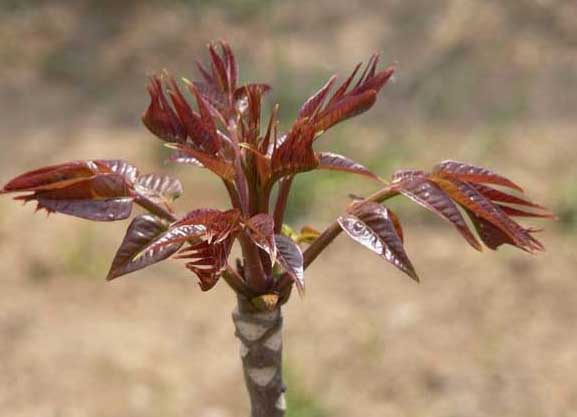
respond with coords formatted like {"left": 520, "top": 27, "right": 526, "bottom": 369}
{"left": 338, "top": 202, "right": 418, "bottom": 281}
{"left": 13, "top": 174, "right": 135, "bottom": 221}
{"left": 142, "top": 75, "right": 187, "bottom": 143}
{"left": 2, "top": 160, "right": 101, "bottom": 193}
{"left": 317, "top": 152, "right": 379, "bottom": 180}
{"left": 98, "top": 160, "right": 140, "bottom": 183}
{"left": 171, "top": 145, "right": 235, "bottom": 181}
{"left": 135, "top": 174, "right": 183, "bottom": 210}
{"left": 271, "top": 120, "right": 319, "bottom": 181}
{"left": 465, "top": 208, "right": 543, "bottom": 252}
{"left": 167, "top": 150, "right": 205, "bottom": 167}
{"left": 275, "top": 234, "right": 305, "bottom": 294}
{"left": 392, "top": 172, "right": 482, "bottom": 250}
{"left": 245, "top": 214, "right": 276, "bottom": 262}
{"left": 306, "top": 56, "right": 394, "bottom": 134}
{"left": 315, "top": 90, "right": 377, "bottom": 133}
{"left": 433, "top": 160, "right": 523, "bottom": 192}
{"left": 146, "top": 208, "right": 241, "bottom": 252}
{"left": 472, "top": 183, "right": 551, "bottom": 211}
{"left": 433, "top": 177, "right": 544, "bottom": 253}
{"left": 298, "top": 75, "right": 336, "bottom": 119}
{"left": 177, "top": 238, "right": 234, "bottom": 291}
{"left": 38, "top": 197, "right": 133, "bottom": 221}
{"left": 107, "top": 214, "right": 182, "bottom": 280}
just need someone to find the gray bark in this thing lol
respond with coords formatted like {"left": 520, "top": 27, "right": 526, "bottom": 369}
{"left": 232, "top": 296, "right": 286, "bottom": 417}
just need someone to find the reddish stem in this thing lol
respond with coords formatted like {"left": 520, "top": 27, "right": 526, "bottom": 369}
{"left": 302, "top": 185, "right": 398, "bottom": 268}
{"left": 273, "top": 176, "right": 294, "bottom": 233}
{"left": 134, "top": 194, "right": 177, "bottom": 222}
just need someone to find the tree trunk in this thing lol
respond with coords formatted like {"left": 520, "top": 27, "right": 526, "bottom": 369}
{"left": 232, "top": 296, "right": 286, "bottom": 417}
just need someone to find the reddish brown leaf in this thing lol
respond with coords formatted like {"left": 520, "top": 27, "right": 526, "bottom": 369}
{"left": 391, "top": 169, "right": 427, "bottom": 184}
{"left": 145, "top": 209, "right": 240, "bottom": 252}
{"left": 465, "top": 208, "right": 543, "bottom": 252}
{"left": 432, "top": 160, "right": 523, "bottom": 192}
{"left": 221, "top": 41, "right": 238, "bottom": 92}
{"left": 189, "top": 84, "right": 222, "bottom": 154}
{"left": 134, "top": 174, "right": 183, "bottom": 212}
{"left": 338, "top": 202, "right": 418, "bottom": 281}
{"left": 174, "top": 208, "right": 241, "bottom": 243}
{"left": 33, "top": 174, "right": 132, "bottom": 200}
{"left": 2, "top": 161, "right": 137, "bottom": 221}
{"left": 271, "top": 120, "right": 319, "bottom": 181}
{"left": 392, "top": 174, "right": 482, "bottom": 251}
{"left": 177, "top": 238, "right": 234, "bottom": 291}
{"left": 144, "top": 222, "right": 207, "bottom": 252}
{"left": 433, "top": 178, "right": 544, "bottom": 252}
{"left": 96, "top": 160, "right": 139, "bottom": 183}
{"left": 314, "top": 57, "right": 394, "bottom": 132}
{"left": 191, "top": 80, "right": 229, "bottom": 119}
{"left": 173, "top": 205, "right": 240, "bottom": 290}
{"left": 260, "top": 103, "right": 278, "bottom": 156}
{"left": 245, "top": 214, "right": 276, "bottom": 262}
{"left": 167, "top": 150, "right": 205, "bottom": 167}
{"left": 387, "top": 209, "right": 404, "bottom": 243}
{"left": 327, "top": 63, "right": 362, "bottom": 106}
{"left": 167, "top": 78, "right": 221, "bottom": 155}
{"left": 35, "top": 197, "right": 134, "bottom": 221}
{"left": 275, "top": 234, "right": 305, "bottom": 294}
{"left": 350, "top": 65, "right": 395, "bottom": 97}
{"left": 135, "top": 174, "right": 182, "bottom": 201}
{"left": 315, "top": 90, "right": 377, "bottom": 133}
{"left": 317, "top": 152, "right": 380, "bottom": 181}
{"left": 233, "top": 83, "right": 271, "bottom": 103}
{"left": 471, "top": 183, "right": 550, "bottom": 210}
{"left": 145, "top": 208, "right": 241, "bottom": 255}
{"left": 107, "top": 214, "right": 182, "bottom": 280}
{"left": 494, "top": 204, "right": 557, "bottom": 219}
{"left": 142, "top": 75, "right": 187, "bottom": 143}
{"left": 172, "top": 145, "right": 235, "bottom": 181}
{"left": 234, "top": 84, "right": 270, "bottom": 145}
{"left": 298, "top": 75, "right": 337, "bottom": 119}
{"left": 2, "top": 160, "right": 101, "bottom": 193}
{"left": 208, "top": 43, "right": 229, "bottom": 93}
{"left": 189, "top": 42, "right": 241, "bottom": 121}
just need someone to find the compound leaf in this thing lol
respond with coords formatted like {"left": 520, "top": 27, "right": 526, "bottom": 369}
{"left": 392, "top": 173, "right": 482, "bottom": 251}
{"left": 433, "top": 177, "right": 544, "bottom": 253}
{"left": 432, "top": 160, "right": 523, "bottom": 192}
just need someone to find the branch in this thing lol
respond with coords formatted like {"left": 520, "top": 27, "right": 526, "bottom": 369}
{"left": 277, "top": 184, "right": 399, "bottom": 295}
{"left": 239, "top": 232, "right": 270, "bottom": 293}
{"left": 134, "top": 194, "right": 177, "bottom": 222}
{"left": 222, "top": 266, "right": 253, "bottom": 298}
{"left": 302, "top": 184, "right": 398, "bottom": 268}
{"left": 227, "top": 119, "right": 251, "bottom": 215}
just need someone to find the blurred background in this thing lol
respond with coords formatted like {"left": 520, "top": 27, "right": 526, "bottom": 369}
{"left": 0, "top": 1, "right": 576, "bottom": 416}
